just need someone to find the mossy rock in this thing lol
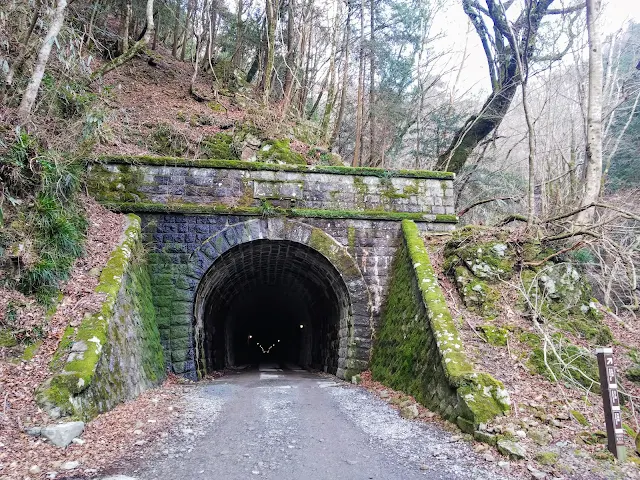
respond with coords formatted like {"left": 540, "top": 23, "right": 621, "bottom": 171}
{"left": 0, "top": 329, "right": 18, "bottom": 347}
{"left": 453, "top": 266, "right": 500, "bottom": 318}
{"left": 535, "top": 451, "right": 559, "bottom": 466}
{"left": 444, "top": 228, "right": 514, "bottom": 281}
{"left": 148, "top": 124, "right": 189, "bottom": 157}
{"left": 577, "top": 430, "right": 607, "bottom": 446}
{"left": 200, "top": 132, "right": 237, "bottom": 159}
{"left": 521, "top": 264, "right": 612, "bottom": 346}
{"left": 22, "top": 340, "right": 42, "bottom": 360}
{"left": 292, "top": 121, "right": 322, "bottom": 145}
{"left": 526, "top": 333, "right": 600, "bottom": 393}
{"left": 478, "top": 324, "right": 508, "bottom": 346}
{"left": 570, "top": 409, "right": 590, "bottom": 426}
{"left": 257, "top": 139, "right": 306, "bottom": 165}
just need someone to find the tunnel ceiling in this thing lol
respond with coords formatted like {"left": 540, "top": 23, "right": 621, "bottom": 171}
{"left": 198, "top": 240, "right": 348, "bottom": 308}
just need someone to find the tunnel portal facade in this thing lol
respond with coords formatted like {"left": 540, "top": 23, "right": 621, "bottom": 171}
{"left": 91, "top": 157, "right": 457, "bottom": 379}
{"left": 142, "top": 215, "right": 454, "bottom": 380}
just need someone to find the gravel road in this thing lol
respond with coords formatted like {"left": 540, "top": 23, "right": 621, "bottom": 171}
{"left": 108, "top": 366, "right": 509, "bottom": 480}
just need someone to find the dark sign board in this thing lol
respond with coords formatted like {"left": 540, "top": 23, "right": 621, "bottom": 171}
{"left": 596, "top": 348, "right": 626, "bottom": 460}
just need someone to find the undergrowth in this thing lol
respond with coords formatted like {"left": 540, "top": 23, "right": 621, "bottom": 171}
{"left": 1, "top": 129, "right": 87, "bottom": 304}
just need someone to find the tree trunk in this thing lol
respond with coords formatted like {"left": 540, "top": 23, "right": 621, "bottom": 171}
{"left": 281, "top": 0, "right": 297, "bottom": 116}
{"left": 172, "top": 0, "right": 181, "bottom": 57}
{"left": 329, "top": 0, "right": 351, "bottom": 149}
{"left": 18, "top": 0, "right": 68, "bottom": 119}
{"left": 577, "top": 0, "right": 603, "bottom": 225}
{"left": 368, "top": 0, "right": 375, "bottom": 164}
{"left": 436, "top": 0, "right": 555, "bottom": 174}
{"left": 307, "top": 69, "right": 329, "bottom": 119}
{"left": 321, "top": 1, "right": 339, "bottom": 140}
{"left": 153, "top": 6, "right": 160, "bottom": 50}
{"left": 89, "top": 0, "right": 155, "bottom": 83}
{"left": 232, "top": 0, "right": 244, "bottom": 67}
{"left": 22, "top": 0, "right": 42, "bottom": 47}
{"left": 263, "top": 0, "right": 278, "bottom": 103}
{"left": 352, "top": 0, "right": 365, "bottom": 167}
{"left": 297, "top": 19, "right": 313, "bottom": 113}
{"left": 119, "top": 0, "right": 132, "bottom": 55}
{"left": 181, "top": 0, "right": 193, "bottom": 61}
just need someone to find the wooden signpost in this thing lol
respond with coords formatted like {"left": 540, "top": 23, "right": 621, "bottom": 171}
{"left": 596, "top": 347, "right": 626, "bottom": 461}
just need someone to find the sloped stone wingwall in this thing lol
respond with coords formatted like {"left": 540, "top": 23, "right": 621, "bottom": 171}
{"left": 371, "top": 220, "right": 510, "bottom": 432}
{"left": 37, "top": 215, "right": 165, "bottom": 420}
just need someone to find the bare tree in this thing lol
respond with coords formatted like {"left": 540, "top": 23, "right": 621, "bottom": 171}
{"left": 18, "top": 0, "right": 68, "bottom": 119}
{"left": 263, "top": 0, "right": 278, "bottom": 103}
{"left": 435, "top": 0, "right": 577, "bottom": 174}
{"left": 89, "top": 0, "right": 156, "bottom": 82}
{"left": 576, "top": 0, "right": 603, "bottom": 224}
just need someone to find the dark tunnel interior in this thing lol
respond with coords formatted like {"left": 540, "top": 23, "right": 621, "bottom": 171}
{"left": 195, "top": 240, "right": 350, "bottom": 373}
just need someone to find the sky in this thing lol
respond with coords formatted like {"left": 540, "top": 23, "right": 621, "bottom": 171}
{"left": 433, "top": 0, "right": 640, "bottom": 97}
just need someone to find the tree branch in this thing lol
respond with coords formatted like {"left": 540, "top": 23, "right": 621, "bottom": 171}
{"left": 458, "top": 196, "right": 520, "bottom": 216}
{"left": 547, "top": 3, "right": 585, "bottom": 14}
{"left": 524, "top": 241, "right": 584, "bottom": 266}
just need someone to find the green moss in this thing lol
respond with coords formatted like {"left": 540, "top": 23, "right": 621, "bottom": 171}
{"left": 347, "top": 226, "right": 356, "bottom": 255}
{"left": 479, "top": 325, "right": 508, "bottom": 346}
{"left": 454, "top": 266, "right": 500, "bottom": 318}
{"left": 0, "top": 329, "right": 18, "bottom": 347}
{"left": 626, "top": 366, "right": 640, "bottom": 383}
{"left": 207, "top": 101, "right": 225, "bottom": 112}
{"left": 527, "top": 334, "right": 600, "bottom": 393}
{"left": 518, "top": 332, "right": 542, "bottom": 348}
{"left": 99, "top": 200, "right": 459, "bottom": 223}
{"left": 50, "top": 326, "right": 75, "bottom": 371}
{"left": 570, "top": 409, "right": 590, "bottom": 426}
{"left": 403, "top": 183, "right": 420, "bottom": 195}
{"left": 93, "top": 155, "right": 456, "bottom": 180}
{"left": 39, "top": 215, "right": 164, "bottom": 419}
{"left": 309, "top": 228, "right": 359, "bottom": 278}
{"left": 522, "top": 264, "right": 612, "bottom": 346}
{"left": 353, "top": 176, "right": 368, "bottom": 196}
{"left": 88, "top": 164, "right": 147, "bottom": 203}
{"left": 445, "top": 240, "right": 515, "bottom": 281}
{"left": 535, "top": 451, "right": 559, "bottom": 466}
{"left": 22, "top": 340, "right": 42, "bottom": 360}
{"left": 257, "top": 139, "right": 306, "bottom": 165}
{"left": 381, "top": 180, "right": 408, "bottom": 200}
{"left": 148, "top": 124, "right": 189, "bottom": 157}
{"left": 372, "top": 220, "right": 509, "bottom": 429}
{"left": 200, "top": 133, "right": 238, "bottom": 159}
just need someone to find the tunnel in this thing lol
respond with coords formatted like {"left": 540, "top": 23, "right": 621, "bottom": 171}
{"left": 193, "top": 239, "right": 351, "bottom": 374}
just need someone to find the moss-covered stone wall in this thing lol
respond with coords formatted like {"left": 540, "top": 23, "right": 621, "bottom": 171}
{"left": 37, "top": 215, "right": 165, "bottom": 420}
{"left": 371, "top": 220, "right": 510, "bottom": 432}
{"left": 88, "top": 156, "right": 457, "bottom": 218}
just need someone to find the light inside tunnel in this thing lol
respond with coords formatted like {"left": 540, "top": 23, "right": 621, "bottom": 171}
{"left": 194, "top": 240, "right": 351, "bottom": 374}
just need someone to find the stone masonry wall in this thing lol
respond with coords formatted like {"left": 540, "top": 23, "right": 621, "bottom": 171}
{"left": 88, "top": 157, "right": 458, "bottom": 379}
{"left": 371, "top": 220, "right": 510, "bottom": 432}
{"left": 141, "top": 214, "right": 453, "bottom": 378}
{"left": 89, "top": 157, "right": 456, "bottom": 217}
{"left": 37, "top": 215, "right": 165, "bottom": 420}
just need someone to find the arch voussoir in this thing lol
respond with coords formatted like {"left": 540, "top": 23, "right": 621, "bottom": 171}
{"left": 187, "top": 218, "right": 372, "bottom": 380}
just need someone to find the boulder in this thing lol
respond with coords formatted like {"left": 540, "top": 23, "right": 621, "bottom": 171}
{"left": 41, "top": 421, "right": 85, "bottom": 448}
{"left": 400, "top": 404, "right": 419, "bottom": 420}
{"left": 497, "top": 439, "right": 526, "bottom": 460}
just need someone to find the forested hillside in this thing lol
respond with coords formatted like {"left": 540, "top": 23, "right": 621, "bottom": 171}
{"left": 1, "top": 0, "right": 640, "bottom": 476}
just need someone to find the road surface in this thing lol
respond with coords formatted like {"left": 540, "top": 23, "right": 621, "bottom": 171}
{"left": 109, "top": 365, "right": 507, "bottom": 480}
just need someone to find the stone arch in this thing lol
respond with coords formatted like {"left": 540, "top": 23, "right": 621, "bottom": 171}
{"left": 187, "top": 217, "right": 372, "bottom": 380}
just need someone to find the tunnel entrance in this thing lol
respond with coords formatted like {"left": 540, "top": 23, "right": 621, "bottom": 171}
{"left": 194, "top": 240, "right": 351, "bottom": 374}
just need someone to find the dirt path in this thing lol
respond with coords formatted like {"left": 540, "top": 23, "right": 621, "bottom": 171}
{"left": 101, "top": 366, "right": 509, "bottom": 480}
